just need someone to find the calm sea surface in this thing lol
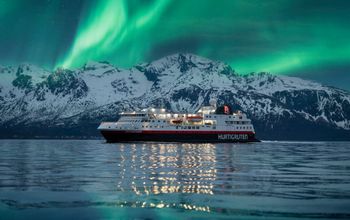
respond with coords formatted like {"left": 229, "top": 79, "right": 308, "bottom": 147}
{"left": 0, "top": 140, "right": 349, "bottom": 220}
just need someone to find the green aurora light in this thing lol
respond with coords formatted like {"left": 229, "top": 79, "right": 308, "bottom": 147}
{"left": 0, "top": 0, "right": 350, "bottom": 89}
{"left": 58, "top": 0, "right": 172, "bottom": 69}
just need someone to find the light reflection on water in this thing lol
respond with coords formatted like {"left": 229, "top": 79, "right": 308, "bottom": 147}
{"left": 118, "top": 143, "right": 217, "bottom": 197}
{"left": 0, "top": 140, "right": 350, "bottom": 219}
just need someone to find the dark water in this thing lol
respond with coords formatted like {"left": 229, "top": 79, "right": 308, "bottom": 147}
{"left": 0, "top": 140, "right": 350, "bottom": 220}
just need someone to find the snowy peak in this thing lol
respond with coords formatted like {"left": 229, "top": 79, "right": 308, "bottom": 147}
{"left": 133, "top": 53, "right": 237, "bottom": 93}
{"left": 0, "top": 63, "right": 51, "bottom": 97}
{"left": 137, "top": 53, "right": 234, "bottom": 77}
{"left": 15, "top": 63, "right": 51, "bottom": 84}
{"left": 240, "top": 72, "right": 327, "bottom": 96}
{"left": 148, "top": 53, "right": 221, "bottom": 70}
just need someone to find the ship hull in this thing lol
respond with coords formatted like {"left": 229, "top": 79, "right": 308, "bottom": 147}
{"left": 99, "top": 130, "right": 259, "bottom": 143}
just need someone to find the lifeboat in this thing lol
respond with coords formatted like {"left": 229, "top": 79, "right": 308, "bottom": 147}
{"left": 171, "top": 119, "right": 183, "bottom": 124}
{"left": 186, "top": 115, "right": 203, "bottom": 122}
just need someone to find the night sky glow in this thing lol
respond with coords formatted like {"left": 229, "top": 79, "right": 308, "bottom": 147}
{"left": 0, "top": 0, "right": 349, "bottom": 89}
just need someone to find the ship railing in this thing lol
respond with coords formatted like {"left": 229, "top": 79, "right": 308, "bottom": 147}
{"left": 100, "top": 122, "right": 115, "bottom": 126}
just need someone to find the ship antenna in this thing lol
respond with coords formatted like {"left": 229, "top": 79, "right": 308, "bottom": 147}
{"left": 158, "top": 99, "right": 166, "bottom": 112}
{"left": 209, "top": 98, "right": 217, "bottom": 108}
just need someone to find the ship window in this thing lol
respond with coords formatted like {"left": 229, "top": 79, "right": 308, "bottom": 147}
{"left": 239, "top": 116, "right": 242, "bottom": 119}
{"left": 176, "top": 126, "right": 178, "bottom": 129}
{"left": 188, "top": 126, "right": 191, "bottom": 129}
{"left": 158, "top": 120, "right": 160, "bottom": 122}
{"left": 196, "top": 126, "right": 199, "bottom": 129}
{"left": 213, "top": 126, "right": 216, "bottom": 129}
{"left": 214, "top": 116, "right": 216, "bottom": 118}
{"left": 150, "top": 126, "right": 152, "bottom": 128}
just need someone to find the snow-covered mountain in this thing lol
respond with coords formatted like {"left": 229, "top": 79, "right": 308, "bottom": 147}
{"left": 1, "top": 54, "right": 350, "bottom": 140}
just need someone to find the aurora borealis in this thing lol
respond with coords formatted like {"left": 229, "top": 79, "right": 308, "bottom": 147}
{"left": 0, "top": 0, "right": 349, "bottom": 89}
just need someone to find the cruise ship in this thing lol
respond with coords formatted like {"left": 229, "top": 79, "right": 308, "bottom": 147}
{"left": 98, "top": 104, "right": 259, "bottom": 143}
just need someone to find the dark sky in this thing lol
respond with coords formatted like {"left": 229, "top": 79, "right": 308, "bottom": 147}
{"left": 0, "top": 0, "right": 349, "bottom": 90}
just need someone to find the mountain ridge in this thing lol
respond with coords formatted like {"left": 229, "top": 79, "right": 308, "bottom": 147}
{"left": 1, "top": 53, "right": 349, "bottom": 140}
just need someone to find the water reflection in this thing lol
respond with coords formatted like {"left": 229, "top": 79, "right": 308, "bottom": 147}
{"left": 117, "top": 143, "right": 218, "bottom": 196}
{"left": 1, "top": 140, "right": 350, "bottom": 219}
